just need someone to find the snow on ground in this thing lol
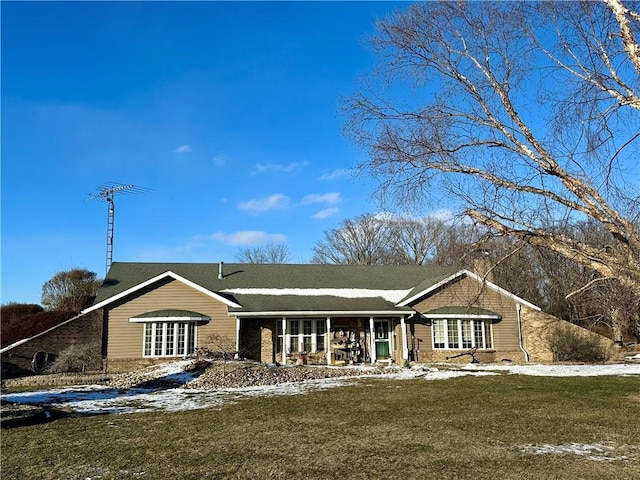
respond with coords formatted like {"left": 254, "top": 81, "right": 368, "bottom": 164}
{"left": 463, "top": 362, "right": 640, "bottom": 377}
{"left": 519, "top": 443, "right": 637, "bottom": 462}
{"left": 2, "top": 362, "right": 639, "bottom": 416}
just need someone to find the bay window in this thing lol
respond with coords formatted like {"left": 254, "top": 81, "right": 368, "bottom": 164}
{"left": 432, "top": 318, "right": 492, "bottom": 350}
{"left": 143, "top": 322, "right": 196, "bottom": 357}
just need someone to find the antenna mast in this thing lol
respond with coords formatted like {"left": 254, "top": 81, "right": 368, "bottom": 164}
{"left": 87, "top": 183, "right": 148, "bottom": 274}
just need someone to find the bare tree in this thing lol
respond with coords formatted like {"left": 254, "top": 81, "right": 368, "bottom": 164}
{"left": 387, "top": 216, "right": 446, "bottom": 265}
{"left": 312, "top": 212, "right": 466, "bottom": 266}
{"left": 235, "top": 242, "right": 291, "bottom": 263}
{"left": 312, "top": 213, "right": 396, "bottom": 264}
{"left": 345, "top": 1, "right": 640, "bottom": 299}
{"left": 41, "top": 268, "right": 101, "bottom": 312}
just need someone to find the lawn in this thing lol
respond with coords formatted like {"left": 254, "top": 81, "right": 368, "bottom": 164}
{"left": 2, "top": 374, "right": 639, "bottom": 480}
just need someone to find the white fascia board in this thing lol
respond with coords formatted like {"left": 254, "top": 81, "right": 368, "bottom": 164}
{"left": 397, "top": 269, "right": 541, "bottom": 311}
{"left": 0, "top": 312, "right": 86, "bottom": 354}
{"left": 231, "top": 310, "right": 408, "bottom": 318}
{"left": 82, "top": 271, "right": 242, "bottom": 314}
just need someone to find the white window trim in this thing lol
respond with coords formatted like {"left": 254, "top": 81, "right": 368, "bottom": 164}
{"left": 277, "top": 318, "right": 327, "bottom": 354}
{"left": 142, "top": 321, "right": 198, "bottom": 358}
{"left": 431, "top": 317, "right": 494, "bottom": 350}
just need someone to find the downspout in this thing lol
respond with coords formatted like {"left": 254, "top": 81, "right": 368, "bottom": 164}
{"left": 516, "top": 304, "right": 530, "bottom": 362}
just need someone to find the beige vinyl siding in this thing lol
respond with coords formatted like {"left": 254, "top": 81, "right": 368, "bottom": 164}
{"left": 106, "top": 278, "right": 235, "bottom": 359}
{"left": 412, "top": 275, "right": 521, "bottom": 353}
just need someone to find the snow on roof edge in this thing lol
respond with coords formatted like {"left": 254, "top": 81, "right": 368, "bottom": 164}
{"left": 221, "top": 288, "right": 413, "bottom": 304}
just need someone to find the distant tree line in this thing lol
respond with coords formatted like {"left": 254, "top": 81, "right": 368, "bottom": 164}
{"left": 238, "top": 213, "right": 638, "bottom": 343}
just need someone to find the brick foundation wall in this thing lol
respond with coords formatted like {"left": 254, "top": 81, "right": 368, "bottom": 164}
{"left": 1, "top": 310, "right": 103, "bottom": 377}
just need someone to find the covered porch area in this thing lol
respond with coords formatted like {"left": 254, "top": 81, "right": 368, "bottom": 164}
{"left": 237, "top": 315, "right": 411, "bottom": 366}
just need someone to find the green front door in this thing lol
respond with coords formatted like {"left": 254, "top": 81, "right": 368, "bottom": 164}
{"left": 374, "top": 320, "right": 390, "bottom": 359}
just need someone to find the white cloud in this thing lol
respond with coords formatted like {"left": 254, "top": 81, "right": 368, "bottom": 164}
{"left": 212, "top": 154, "right": 226, "bottom": 166}
{"left": 173, "top": 144, "right": 192, "bottom": 154}
{"left": 311, "top": 207, "right": 339, "bottom": 219}
{"left": 175, "top": 234, "right": 206, "bottom": 253}
{"left": 318, "top": 169, "right": 352, "bottom": 181}
{"left": 252, "top": 161, "right": 309, "bottom": 175}
{"left": 301, "top": 192, "right": 341, "bottom": 205}
{"left": 239, "top": 194, "right": 291, "bottom": 213}
{"left": 429, "top": 209, "right": 456, "bottom": 221}
{"left": 211, "top": 230, "right": 287, "bottom": 246}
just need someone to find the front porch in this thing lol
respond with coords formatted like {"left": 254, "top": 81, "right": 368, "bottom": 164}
{"left": 238, "top": 316, "right": 410, "bottom": 366}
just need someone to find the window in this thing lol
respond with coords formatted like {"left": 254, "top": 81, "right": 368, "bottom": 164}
{"left": 315, "top": 321, "right": 326, "bottom": 352}
{"left": 290, "top": 320, "right": 300, "bottom": 353}
{"left": 431, "top": 319, "right": 493, "bottom": 350}
{"left": 277, "top": 319, "right": 327, "bottom": 354}
{"left": 143, "top": 322, "right": 196, "bottom": 357}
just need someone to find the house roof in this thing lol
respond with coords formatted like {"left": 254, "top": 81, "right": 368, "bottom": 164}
{"left": 229, "top": 294, "right": 413, "bottom": 316}
{"left": 95, "top": 262, "right": 455, "bottom": 300}
{"left": 88, "top": 262, "right": 457, "bottom": 314}
{"left": 86, "top": 262, "right": 540, "bottom": 316}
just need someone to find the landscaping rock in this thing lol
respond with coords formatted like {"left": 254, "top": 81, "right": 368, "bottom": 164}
{"left": 106, "top": 360, "right": 390, "bottom": 390}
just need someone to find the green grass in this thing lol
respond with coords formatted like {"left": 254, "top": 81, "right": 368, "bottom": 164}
{"left": 2, "top": 375, "right": 639, "bottom": 479}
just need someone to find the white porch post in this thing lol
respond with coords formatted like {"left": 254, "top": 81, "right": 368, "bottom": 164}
{"left": 369, "top": 317, "right": 376, "bottom": 364}
{"left": 400, "top": 316, "right": 409, "bottom": 362}
{"left": 235, "top": 318, "right": 241, "bottom": 357}
{"left": 326, "top": 317, "right": 332, "bottom": 366}
{"left": 281, "top": 317, "right": 287, "bottom": 365}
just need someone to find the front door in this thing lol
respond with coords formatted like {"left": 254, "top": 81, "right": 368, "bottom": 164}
{"left": 374, "top": 320, "right": 390, "bottom": 359}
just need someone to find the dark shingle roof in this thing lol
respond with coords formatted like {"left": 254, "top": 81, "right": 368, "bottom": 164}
{"left": 130, "top": 309, "right": 210, "bottom": 319}
{"left": 97, "top": 263, "right": 453, "bottom": 299}
{"left": 94, "top": 262, "right": 459, "bottom": 314}
{"left": 228, "top": 294, "right": 413, "bottom": 314}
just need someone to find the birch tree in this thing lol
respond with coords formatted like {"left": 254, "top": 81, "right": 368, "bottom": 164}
{"left": 345, "top": 1, "right": 640, "bottom": 301}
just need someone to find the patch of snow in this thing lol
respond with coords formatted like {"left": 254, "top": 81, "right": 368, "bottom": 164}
{"left": 463, "top": 363, "right": 640, "bottom": 377}
{"left": 220, "top": 288, "right": 413, "bottom": 303}
{"left": 3, "top": 361, "right": 639, "bottom": 415}
{"left": 520, "top": 443, "right": 631, "bottom": 462}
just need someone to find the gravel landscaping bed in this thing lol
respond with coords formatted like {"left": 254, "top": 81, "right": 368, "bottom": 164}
{"left": 186, "top": 362, "right": 388, "bottom": 389}
{"left": 107, "top": 360, "right": 390, "bottom": 390}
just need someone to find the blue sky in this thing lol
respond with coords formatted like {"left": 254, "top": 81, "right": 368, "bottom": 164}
{"left": 1, "top": 1, "right": 417, "bottom": 305}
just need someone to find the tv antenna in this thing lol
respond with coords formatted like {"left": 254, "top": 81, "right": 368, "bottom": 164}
{"left": 87, "top": 182, "right": 149, "bottom": 274}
